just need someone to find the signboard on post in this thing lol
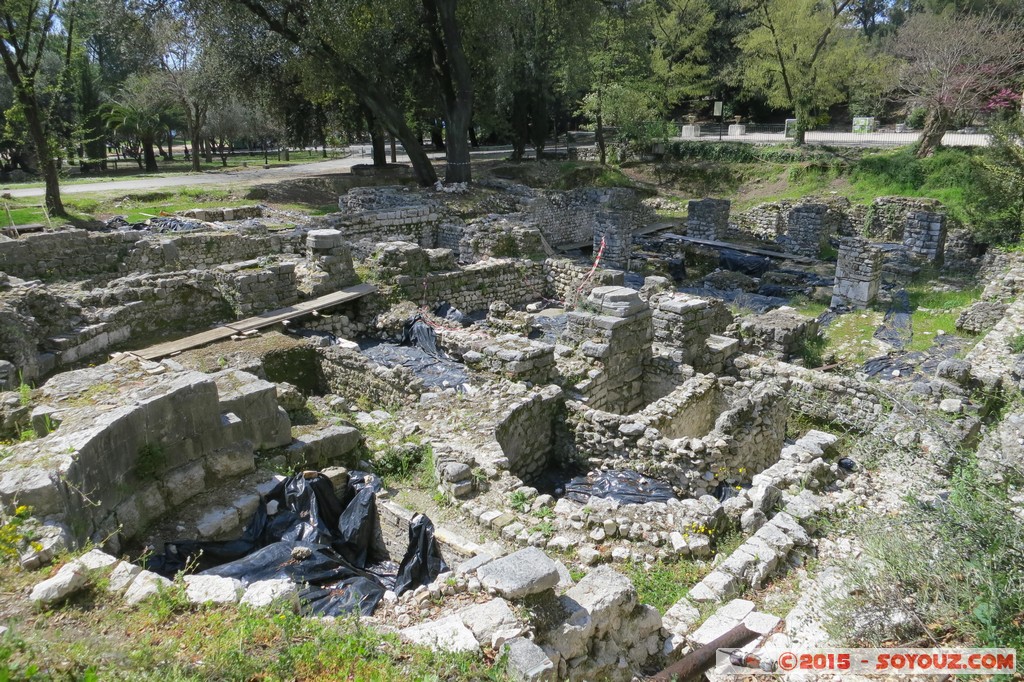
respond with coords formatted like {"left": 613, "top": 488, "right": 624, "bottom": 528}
{"left": 714, "top": 101, "right": 723, "bottom": 140}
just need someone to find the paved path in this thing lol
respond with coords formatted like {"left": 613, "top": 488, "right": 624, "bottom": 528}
{"left": 3, "top": 144, "right": 529, "bottom": 199}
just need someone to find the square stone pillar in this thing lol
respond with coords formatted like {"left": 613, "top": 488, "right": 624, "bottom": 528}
{"left": 786, "top": 204, "right": 830, "bottom": 258}
{"left": 831, "top": 238, "right": 882, "bottom": 309}
{"left": 687, "top": 198, "right": 731, "bottom": 241}
{"left": 903, "top": 211, "right": 947, "bottom": 264}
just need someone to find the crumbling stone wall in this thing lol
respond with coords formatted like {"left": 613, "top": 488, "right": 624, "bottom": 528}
{"left": 0, "top": 365, "right": 290, "bottom": 547}
{"left": 444, "top": 216, "right": 545, "bottom": 263}
{"left": 543, "top": 258, "right": 624, "bottom": 304}
{"left": 325, "top": 196, "right": 440, "bottom": 248}
{"left": 0, "top": 230, "right": 141, "bottom": 280}
{"left": 495, "top": 385, "right": 564, "bottom": 482}
{"left": 650, "top": 293, "right": 734, "bottom": 365}
{"left": 439, "top": 330, "right": 556, "bottom": 384}
{"left": 738, "top": 307, "right": 819, "bottom": 361}
{"left": 214, "top": 261, "right": 299, "bottom": 316}
{"left": 563, "top": 379, "right": 788, "bottom": 497}
{"left": 736, "top": 355, "right": 884, "bottom": 433}
{"left": 316, "top": 345, "right": 423, "bottom": 406}
{"left": 832, "top": 237, "right": 882, "bottom": 309}
{"left": 786, "top": 204, "right": 830, "bottom": 258}
{"left": 735, "top": 202, "right": 789, "bottom": 240}
{"left": 396, "top": 259, "right": 545, "bottom": 313}
{"left": 528, "top": 187, "right": 653, "bottom": 248}
{"left": 864, "top": 196, "right": 944, "bottom": 241}
{"left": 638, "top": 374, "right": 723, "bottom": 440}
{"left": 687, "top": 198, "right": 730, "bottom": 240}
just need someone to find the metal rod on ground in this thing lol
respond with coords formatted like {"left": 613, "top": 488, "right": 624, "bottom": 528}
{"left": 648, "top": 624, "right": 758, "bottom": 682}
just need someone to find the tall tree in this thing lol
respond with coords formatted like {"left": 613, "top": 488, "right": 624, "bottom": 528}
{"left": 738, "top": 0, "right": 865, "bottom": 145}
{"left": 892, "top": 11, "right": 1024, "bottom": 157}
{"left": 0, "top": 0, "right": 66, "bottom": 215}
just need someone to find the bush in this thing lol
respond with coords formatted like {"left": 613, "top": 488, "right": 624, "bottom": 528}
{"left": 832, "top": 459, "right": 1024, "bottom": 650}
{"left": 906, "top": 108, "right": 927, "bottom": 130}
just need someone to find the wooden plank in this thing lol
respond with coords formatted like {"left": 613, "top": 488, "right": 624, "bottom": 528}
{"left": 227, "top": 283, "right": 376, "bottom": 332}
{"left": 662, "top": 233, "right": 816, "bottom": 263}
{"left": 634, "top": 219, "right": 683, "bottom": 236}
{"left": 134, "top": 327, "right": 238, "bottom": 360}
{"left": 131, "top": 283, "right": 377, "bottom": 360}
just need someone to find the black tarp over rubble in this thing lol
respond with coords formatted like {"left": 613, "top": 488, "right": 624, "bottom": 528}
{"left": 564, "top": 470, "right": 676, "bottom": 505}
{"left": 148, "top": 472, "right": 447, "bottom": 616}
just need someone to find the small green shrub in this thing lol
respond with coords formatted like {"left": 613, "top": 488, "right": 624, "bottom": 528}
{"left": 1010, "top": 334, "right": 1024, "bottom": 354}
{"left": 0, "top": 505, "right": 38, "bottom": 564}
{"left": 622, "top": 559, "right": 709, "bottom": 614}
{"left": 508, "top": 490, "right": 530, "bottom": 513}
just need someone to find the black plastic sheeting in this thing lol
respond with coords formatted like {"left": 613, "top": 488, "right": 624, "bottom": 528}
{"left": 678, "top": 287, "right": 789, "bottom": 314}
{"left": 564, "top": 470, "right": 676, "bottom": 505}
{"left": 862, "top": 334, "right": 970, "bottom": 382}
{"left": 874, "top": 289, "right": 913, "bottom": 349}
{"left": 402, "top": 315, "right": 441, "bottom": 357}
{"left": 360, "top": 340, "right": 471, "bottom": 389}
{"left": 719, "top": 249, "right": 773, "bottom": 277}
{"left": 148, "top": 472, "right": 447, "bottom": 617}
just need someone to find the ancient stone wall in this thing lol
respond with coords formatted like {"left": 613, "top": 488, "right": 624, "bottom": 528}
{"left": 494, "top": 385, "right": 565, "bottom": 482}
{"left": 528, "top": 188, "right": 653, "bottom": 249}
{"left": 563, "top": 379, "right": 788, "bottom": 497}
{"left": 832, "top": 237, "right": 882, "bottom": 309}
{"left": 736, "top": 355, "right": 884, "bottom": 433}
{"left": 439, "top": 330, "right": 556, "bottom": 385}
{"left": 864, "top": 196, "right": 944, "bottom": 241}
{"left": 638, "top": 374, "right": 723, "bottom": 440}
{"left": 214, "top": 261, "right": 299, "bottom": 316}
{"left": 446, "top": 217, "right": 546, "bottom": 263}
{"left": 0, "top": 366, "right": 290, "bottom": 547}
{"left": 737, "top": 307, "right": 819, "bottom": 361}
{"left": 316, "top": 345, "right": 423, "bottom": 407}
{"left": 0, "top": 230, "right": 140, "bottom": 280}
{"left": 395, "top": 259, "right": 545, "bottom": 313}
{"left": 734, "top": 202, "right": 789, "bottom": 240}
{"left": 786, "top": 204, "right": 829, "bottom": 258}
{"left": 325, "top": 205, "right": 440, "bottom": 248}
{"left": 543, "top": 258, "right": 624, "bottom": 304}
{"left": 650, "top": 293, "right": 734, "bottom": 365}
{"left": 687, "top": 198, "right": 730, "bottom": 240}
{"left": 561, "top": 287, "right": 653, "bottom": 414}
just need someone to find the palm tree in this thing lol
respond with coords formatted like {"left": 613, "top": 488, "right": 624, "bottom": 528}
{"left": 102, "top": 75, "right": 172, "bottom": 172}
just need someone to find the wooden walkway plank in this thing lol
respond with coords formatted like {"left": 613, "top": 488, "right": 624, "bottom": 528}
{"left": 661, "top": 233, "right": 817, "bottom": 264}
{"left": 131, "top": 282, "right": 377, "bottom": 361}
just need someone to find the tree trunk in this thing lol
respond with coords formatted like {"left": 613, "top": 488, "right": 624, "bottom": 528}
{"left": 370, "top": 126, "right": 387, "bottom": 166}
{"left": 205, "top": 138, "right": 214, "bottom": 163}
{"left": 189, "top": 124, "right": 201, "bottom": 171}
{"left": 792, "top": 102, "right": 808, "bottom": 146}
{"left": 166, "top": 129, "right": 174, "bottom": 160}
{"left": 917, "top": 108, "right": 949, "bottom": 158}
{"left": 422, "top": 0, "right": 473, "bottom": 184}
{"left": 24, "top": 97, "right": 65, "bottom": 215}
{"left": 596, "top": 110, "right": 607, "bottom": 165}
{"left": 430, "top": 122, "right": 445, "bottom": 150}
{"left": 143, "top": 136, "right": 159, "bottom": 172}
{"left": 468, "top": 124, "right": 478, "bottom": 148}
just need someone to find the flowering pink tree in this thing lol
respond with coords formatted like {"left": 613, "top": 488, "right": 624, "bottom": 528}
{"left": 893, "top": 12, "right": 1024, "bottom": 157}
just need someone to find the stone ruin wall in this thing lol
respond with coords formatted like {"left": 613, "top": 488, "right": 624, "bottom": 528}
{"left": 0, "top": 367, "right": 291, "bottom": 548}
{"left": 494, "top": 385, "right": 566, "bottom": 483}
{"left": 564, "top": 379, "right": 789, "bottom": 498}
{"left": 737, "top": 355, "right": 885, "bottom": 433}
{"left": 0, "top": 229, "right": 306, "bottom": 281}
{"left": 831, "top": 237, "right": 882, "bottom": 309}
{"left": 650, "top": 293, "right": 734, "bottom": 365}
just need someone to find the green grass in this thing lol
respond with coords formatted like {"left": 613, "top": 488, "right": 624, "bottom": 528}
{"left": 622, "top": 559, "right": 709, "bottom": 614}
{"left": 0, "top": 592, "right": 508, "bottom": 681}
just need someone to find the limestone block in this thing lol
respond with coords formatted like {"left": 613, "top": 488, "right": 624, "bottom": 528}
{"left": 184, "top": 574, "right": 244, "bottom": 604}
{"left": 30, "top": 562, "right": 89, "bottom": 606}
{"left": 564, "top": 565, "right": 637, "bottom": 635}
{"left": 196, "top": 506, "right": 240, "bottom": 539}
{"left": 306, "top": 229, "right": 344, "bottom": 250}
{"left": 477, "top": 547, "right": 559, "bottom": 599}
{"left": 240, "top": 579, "right": 300, "bottom": 610}
{"left": 284, "top": 425, "right": 362, "bottom": 468}
{"left": 400, "top": 614, "right": 480, "bottom": 653}
{"left": 123, "top": 570, "right": 172, "bottom": 605}
{"left": 663, "top": 597, "right": 701, "bottom": 636}
{"left": 503, "top": 637, "right": 556, "bottom": 682}
{"left": 107, "top": 561, "right": 143, "bottom": 593}
{"left": 458, "top": 598, "right": 522, "bottom": 646}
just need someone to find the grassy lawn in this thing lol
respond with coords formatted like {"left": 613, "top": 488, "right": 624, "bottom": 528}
{"left": 1, "top": 152, "right": 348, "bottom": 190}
{"left": 1, "top": 187, "right": 342, "bottom": 228}
{"left": 0, "top": 535, "right": 506, "bottom": 681}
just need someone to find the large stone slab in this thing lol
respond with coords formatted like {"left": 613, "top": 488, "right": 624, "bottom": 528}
{"left": 458, "top": 598, "right": 522, "bottom": 647}
{"left": 400, "top": 614, "right": 480, "bottom": 653}
{"left": 184, "top": 574, "right": 243, "bottom": 604}
{"left": 563, "top": 565, "right": 637, "bottom": 634}
{"left": 477, "top": 547, "right": 559, "bottom": 599}
{"left": 503, "top": 637, "right": 555, "bottom": 681}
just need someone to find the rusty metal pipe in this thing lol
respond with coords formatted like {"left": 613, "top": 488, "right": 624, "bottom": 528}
{"left": 649, "top": 623, "right": 759, "bottom": 682}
